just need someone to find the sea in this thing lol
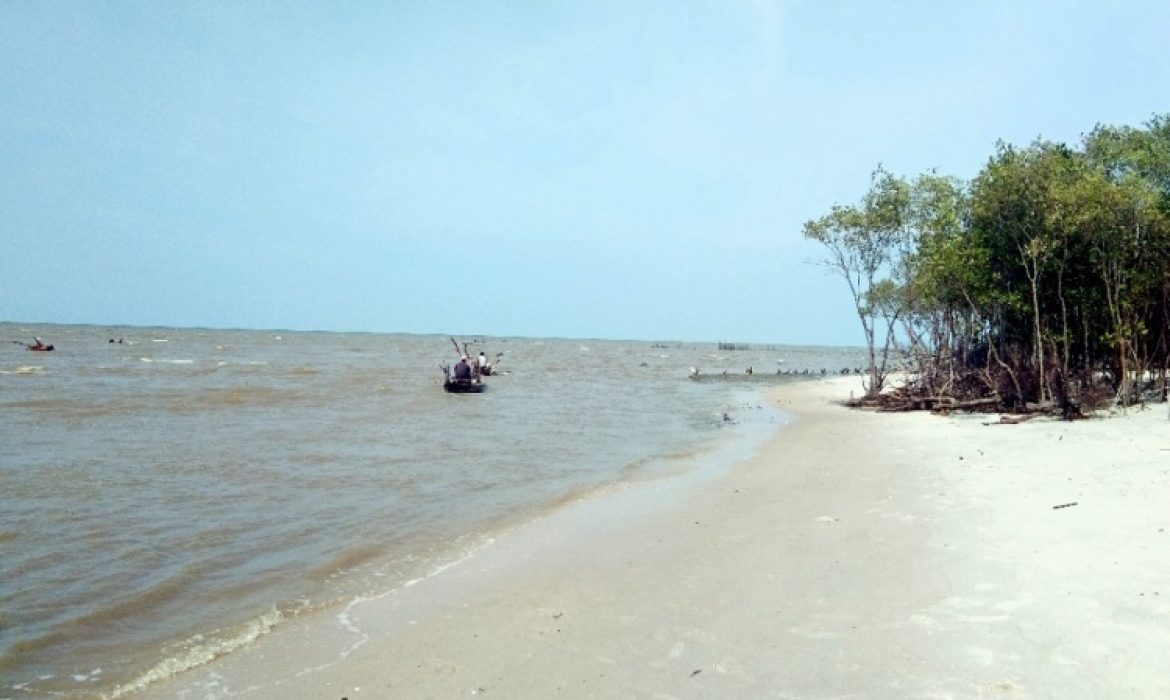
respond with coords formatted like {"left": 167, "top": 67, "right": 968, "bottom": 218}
{"left": 0, "top": 323, "right": 864, "bottom": 698}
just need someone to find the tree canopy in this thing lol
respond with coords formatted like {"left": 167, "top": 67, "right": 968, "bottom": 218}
{"left": 803, "top": 114, "right": 1170, "bottom": 413}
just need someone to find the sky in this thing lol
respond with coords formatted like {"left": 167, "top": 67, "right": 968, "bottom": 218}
{"left": 2, "top": 1, "right": 1168, "bottom": 346}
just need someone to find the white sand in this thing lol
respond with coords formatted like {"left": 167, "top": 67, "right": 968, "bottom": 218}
{"left": 142, "top": 377, "right": 1170, "bottom": 699}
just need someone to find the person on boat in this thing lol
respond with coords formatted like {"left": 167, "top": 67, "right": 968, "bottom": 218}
{"left": 31, "top": 337, "right": 45, "bottom": 350}
{"left": 477, "top": 351, "right": 490, "bottom": 375}
{"left": 453, "top": 356, "right": 473, "bottom": 381}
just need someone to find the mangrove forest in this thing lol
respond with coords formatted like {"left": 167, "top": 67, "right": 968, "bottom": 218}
{"left": 803, "top": 114, "right": 1170, "bottom": 415}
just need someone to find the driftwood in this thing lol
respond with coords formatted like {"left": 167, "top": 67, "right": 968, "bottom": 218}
{"left": 864, "top": 368, "right": 1091, "bottom": 420}
{"left": 983, "top": 413, "right": 1042, "bottom": 425}
{"left": 866, "top": 387, "right": 1002, "bottom": 413}
{"left": 939, "top": 396, "right": 1001, "bottom": 410}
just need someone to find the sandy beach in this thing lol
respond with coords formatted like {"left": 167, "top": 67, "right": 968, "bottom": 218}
{"left": 142, "top": 376, "right": 1170, "bottom": 700}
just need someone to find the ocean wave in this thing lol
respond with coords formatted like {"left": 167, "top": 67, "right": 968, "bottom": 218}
{"left": 1, "top": 326, "right": 866, "bottom": 698}
{"left": 0, "top": 365, "right": 46, "bottom": 375}
{"left": 1, "top": 397, "right": 71, "bottom": 411}
{"left": 101, "top": 607, "right": 285, "bottom": 699}
{"left": 311, "top": 543, "right": 394, "bottom": 583}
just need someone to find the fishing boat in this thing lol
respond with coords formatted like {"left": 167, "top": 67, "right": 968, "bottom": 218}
{"left": 441, "top": 337, "right": 495, "bottom": 392}
{"left": 440, "top": 362, "right": 485, "bottom": 393}
{"left": 12, "top": 340, "right": 54, "bottom": 351}
{"left": 443, "top": 377, "right": 485, "bottom": 394}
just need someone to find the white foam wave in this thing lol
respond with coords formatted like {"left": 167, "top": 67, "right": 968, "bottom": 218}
{"left": 0, "top": 365, "right": 44, "bottom": 375}
{"left": 101, "top": 608, "right": 284, "bottom": 699}
{"left": 332, "top": 537, "right": 495, "bottom": 662}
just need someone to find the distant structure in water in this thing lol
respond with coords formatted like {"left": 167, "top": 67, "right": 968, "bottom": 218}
{"left": 717, "top": 341, "right": 780, "bottom": 351}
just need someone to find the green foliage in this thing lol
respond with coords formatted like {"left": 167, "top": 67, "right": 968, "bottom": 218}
{"left": 802, "top": 114, "right": 1170, "bottom": 408}
{"left": 801, "top": 166, "right": 911, "bottom": 397}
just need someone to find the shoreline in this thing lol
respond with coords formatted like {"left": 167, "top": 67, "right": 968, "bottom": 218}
{"left": 138, "top": 376, "right": 1170, "bottom": 699}
{"left": 117, "top": 385, "right": 789, "bottom": 699}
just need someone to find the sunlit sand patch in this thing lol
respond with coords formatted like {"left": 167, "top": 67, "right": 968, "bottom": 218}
{"left": 787, "top": 625, "right": 848, "bottom": 640}
{"left": 978, "top": 678, "right": 1024, "bottom": 694}
{"left": 908, "top": 614, "right": 945, "bottom": 631}
{"left": 912, "top": 597, "right": 1013, "bottom": 626}
{"left": 965, "top": 646, "right": 996, "bottom": 667}
{"left": 712, "top": 657, "right": 741, "bottom": 674}
{"left": 990, "top": 597, "right": 1034, "bottom": 613}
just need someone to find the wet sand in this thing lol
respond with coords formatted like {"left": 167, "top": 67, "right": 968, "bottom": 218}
{"left": 141, "top": 377, "right": 1170, "bottom": 699}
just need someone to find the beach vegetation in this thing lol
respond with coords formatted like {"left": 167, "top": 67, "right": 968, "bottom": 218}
{"left": 804, "top": 113, "right": 1170, "bottom": 415}
{"left": 801, "top": 165, "right": 911, "bottom": 398}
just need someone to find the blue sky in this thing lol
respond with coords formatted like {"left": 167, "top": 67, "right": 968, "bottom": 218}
{"left": 2, "top": 1, "right": 1167, "bottom": 345}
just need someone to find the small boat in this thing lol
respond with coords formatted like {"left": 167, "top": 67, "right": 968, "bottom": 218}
{"left": 443, "top": 378, "right": 485, "bottom": 393}
{"left": 27, "top": 345, "right": 54, "bottom": 352}
{"left": 440, "top": 364, "right": 485, "bottom": 393}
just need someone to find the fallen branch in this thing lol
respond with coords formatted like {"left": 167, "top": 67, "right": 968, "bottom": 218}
{"left": 983, "top": 413, "right": 1042, "bottom": 425}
